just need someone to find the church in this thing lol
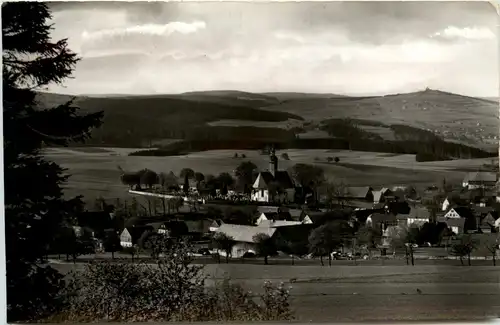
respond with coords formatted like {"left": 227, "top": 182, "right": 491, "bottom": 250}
{"left": 251, "top": 148, "right": 295, "bottom": 203}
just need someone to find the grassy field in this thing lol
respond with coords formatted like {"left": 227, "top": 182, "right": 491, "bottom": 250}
{"left": 43, "top": 147, "right": 494, "bottom": 205}
{"left": 49, "top": 261, "right": 500, "bottom": 321}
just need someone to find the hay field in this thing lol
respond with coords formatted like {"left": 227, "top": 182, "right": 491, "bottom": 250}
{"left": 44, "top": 147, "right": 490, "bottom": 204}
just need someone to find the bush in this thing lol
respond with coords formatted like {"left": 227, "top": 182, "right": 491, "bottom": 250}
{"left": 51, "top": 240, "right": 293, "bottom": 322}
{"left": 281, "top": 153, "right": 290, "bottom": 160}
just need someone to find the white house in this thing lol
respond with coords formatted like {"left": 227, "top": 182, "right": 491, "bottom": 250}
{"left": 251, "top": 148, "right": 295, "bottom": 203}
{"left": 442, "top": 198, "right": 451, "bottom": 212}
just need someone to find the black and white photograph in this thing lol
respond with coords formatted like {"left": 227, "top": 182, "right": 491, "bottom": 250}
{"left": 3, "top": 0, "right": 500, "bottom": 322}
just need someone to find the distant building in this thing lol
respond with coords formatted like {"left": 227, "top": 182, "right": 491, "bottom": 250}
{"left": 251, "top": 147, "right": 295, "bottom": 203}
{"left": 462, "top": 172, "right": 497, "bottom": 190}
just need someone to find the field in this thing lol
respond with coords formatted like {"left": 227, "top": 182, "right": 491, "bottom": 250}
{"left": 44, "top": 147, "right": 494, "bottom": 204}
{"left": 50, "top": 261, "right": 500, "bottom": 321}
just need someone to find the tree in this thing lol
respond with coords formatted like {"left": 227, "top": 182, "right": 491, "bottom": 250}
{"left": 212, "top": 233, "right": 236, "bottom": 263}
{"left": 385, "top": 225, "right": 408, "bottom": 257}
{"left": 194, "top": 172, "right": 205, "bottom": 190}
{"left": 3, "top": 2, "right": 103, "bottom": 321}
{"left": 122, "top": 245, "right": 139, "bottom": 263}
{"left": 140, "top": 169, "right": 159, "bottom": 189}
{"left": 253, "top": 233, "right": 277, "bottom": 265}
{"left": 218, "top": 172, "right": 235, "bottom": 195}
{"left": 451, "top": 235, "right": 478, "bottom": 266}
{"left": 120, "top": 172, "right": 141, "bottom": 189}
{"left": 334, "top": 157, "right": 340, "bottom": 163}
{"left": 180, "top": 168, "right": 195, "bottom": 180}
{"left": 103, "top": 231, "right": 122, "bottom": 259}
{"left": 267, "top": 181, "right": 283, "bottom": 203}
{"left": 233, "top": 153, "right": 239, "bottom": 159}
{"left": 290, "top": 164, "right": 325, "bottom": 203}
{"left": 235, "top": 161, "right": 258, "bottom": 194}
{"left": 308, "top": 221, "right": 352, "bottom": 266}
{"left": 357, "top": 226, "right": 382, "bottom": 259}
{"left": 183, "top": 174, "right": 190, "bottom": 194}
{"left": 327, "top": 157, "right": 333, "bottom": 163}
{"left": 159, "top": 171, "right": 179, "bottom": 191}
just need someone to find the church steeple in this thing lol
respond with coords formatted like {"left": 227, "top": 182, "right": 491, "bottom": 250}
{"left": 269, "top": 145, "right": 278, "bottom": 177}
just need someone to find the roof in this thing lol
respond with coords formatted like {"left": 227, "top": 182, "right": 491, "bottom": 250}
{"left": 252, "top": 171, "right": 294, "bottom": 190}
{"left": 215, "top": 224, "right": 277, "bottom": 243}
{"left": 77, "top": 211, "right": 113, "bottom": 231}
{"left": 372, "top": 191, "right": 382, "bottom": 203}
{"left": 146, "top": 222, "right": 167, "bottom": 231}
{"left": 409, "top": 207, "right": 430, "bottom": 219}
{"left": 339, "top": 186, "right": 373, "bottom": 199}
{"left": 122, "top": 225, "right": 153, "bottom": 242}
{"left": 473, "top": 206, "right": 494, "bottom": 215}
{"left": 184, "top": 219, "right": 212, "bottom": 234}
{"left": 464, "top": 172, "right": 497, "bottom": 183}
{"left": 451, "top": 207, "right": 475, "bottom": 219}
{"left": 437, "top": 217, "right": 465, "bottom": 229}
{"left": 260, "top": 211, "right": 293, "bottom": 221}
{"left": 257, "top": 220, "right": 302, "bottom": 228}
{"left": 368, "top": 213, "right": 397, "bottom": 223}
{"left": 287, "top": 209, "right": 303, "bottom": 218}
{"left": 257, "top": 206, "right": 280, "bottom": 214}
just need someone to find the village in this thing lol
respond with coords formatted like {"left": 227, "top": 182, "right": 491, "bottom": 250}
{"left": 62, "top": 147, "right": 500, "bottom": 265}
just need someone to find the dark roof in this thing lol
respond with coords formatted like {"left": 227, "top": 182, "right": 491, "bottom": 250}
{"left": 368, "top": 213, "right": 396, "bottom": 223}
{"left": 146, "top": 222, "right": 167, "bottom": 231}
{"left": 339, "top": 187, "right": 373, "bottom": 199}
{"left": 452, "top": 207, "right": 475, "bottom": 219}
{"left": 487, "top": 211, "right": 500, "bottom": 220}
{"left": 274, "top": 224, "right": 314, "bottom": 242}
{"left": 254, "top": 171, "right": 294, "bottom": 189}
{"left": 183, "top": 219, "right": 212, "bottom": 234}
{"left": 464, "top": 172, "right": 497, "bottom": 183}
{"left": 409, "top": 207, "right": 431, "bottom": 219}
{"left": 261, "top": 211, "right": 293, "bottom": 221}
{"left": 77, "top": 211, "right": 113, "bottom": 231}
{"left": 473, "top": 206, "right": 494, "bottom": 215}
{"left": 437, "top": 217, "right": 465, "bottom": 229}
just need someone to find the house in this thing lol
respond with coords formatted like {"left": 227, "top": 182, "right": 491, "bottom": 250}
{"left": 443, "top": 207, "right": 476, "bottom": 233}
{"left": 251, "top": 148, "right": 295, "bottom": 203}
{"left": 462, "top": 172, "right": 497, "bottom": 190}
{"left": 120, "top": 225, "right": 153, "bottom": 247}
{"left": 209, "top": 219, "right": 224, "bottom": 232}
{"left": 76, "top": 211, "right": 114, "bottom": 239}
{"left": 255, "top": 211, "right": 293, "bottom": 225}
{"left": 183, "top": 219, "right": 213, "bottom": 240}
{"left": 372, "top": 187, "right": 395, "bottom": 204}
{"left": 146, "top": 222, "right": 169, "bottom": 235}
{"left": 337, "top": 187, "right": 374, "bottom": 202}
{"left": 477, "top": 213, "right": 496, "bottom": 233}
{"left": 396, "top": 208, "right": 430, "bottom": 228}
{"left": 257, "top": 219, "right": 303, "bottom": 228}
{"left": 366, "top": 213, "right": 397, "bottom": 231}
{"left": 300, "top": 211, "right": 325, "bottom": 225}
{"left": 212, "top": 223, "right": 277, "bottom": 258}
{"left": 437, "top": 216, "right": 466, "bottom": 235}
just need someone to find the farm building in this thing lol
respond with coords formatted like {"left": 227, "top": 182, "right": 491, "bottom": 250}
{"left": 120, "top": 225, "right": 153, "bottom": 247}
{"left": 212, "top": 223, "right": 277, "bottom": 258}
{"left": 462, "top": 172, "right": 497, "bottom": 190}
{"left": 255, "top": 211, "right": 293, "bottom": 225}
{"left": 366, "top": 213, "right": 397, "bottom": 231}
{"left": 336, "top": 186, "right": 374, "bottom": 203}
{"left": 251, "top": 148, "right": 295, "bottom": 203}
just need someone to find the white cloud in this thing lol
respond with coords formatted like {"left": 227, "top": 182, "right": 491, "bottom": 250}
{"left": 431, "top": 26, "right": 495, "bottom": 40}
{"left": 81, "top": 21, "right": 207, "bottom": 40}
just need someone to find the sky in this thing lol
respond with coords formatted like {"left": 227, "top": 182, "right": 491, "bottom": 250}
{"left": 46, "top": 1, "right": 499, "bottom": 97}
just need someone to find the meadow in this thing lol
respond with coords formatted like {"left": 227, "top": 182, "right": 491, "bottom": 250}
{"left": 49, "top": 261, "right": 500, "bottom": 321}
{"left": 44, "top": 147, "right": 494, "bottom": 204}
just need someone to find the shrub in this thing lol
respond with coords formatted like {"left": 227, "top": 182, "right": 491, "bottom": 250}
{"left": 281, "top": 153, "right": 290, "bottom": 160}
{"left": 52, "top": 240, "right": 293, "bottom": 322}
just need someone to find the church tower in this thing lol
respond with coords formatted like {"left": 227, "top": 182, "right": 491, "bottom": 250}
{"left": 269, "top": 145, "right": 278, "bottom": 177}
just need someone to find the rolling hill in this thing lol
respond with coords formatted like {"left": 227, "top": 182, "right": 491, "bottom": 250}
{"left": 36, "top": 88, "right": 498, "bottom": 159}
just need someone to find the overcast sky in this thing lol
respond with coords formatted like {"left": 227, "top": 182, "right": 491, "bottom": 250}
{"left": 46, "top": 1, "right": 498, "bottom": 97}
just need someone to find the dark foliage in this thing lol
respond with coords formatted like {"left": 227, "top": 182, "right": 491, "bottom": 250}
{"left": 3, "top": 2, "right": 102, "bottom": 321}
